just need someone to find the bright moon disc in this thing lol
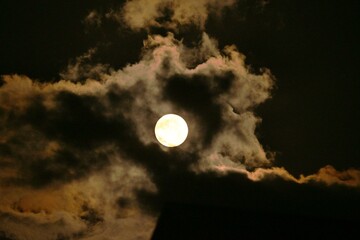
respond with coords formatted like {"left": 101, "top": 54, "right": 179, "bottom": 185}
{"left": 155, "top": 114, "right": 188, "bottom": 147}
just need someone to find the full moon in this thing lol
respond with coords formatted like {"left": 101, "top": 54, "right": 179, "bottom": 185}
{"left": 155, "top": 114, "right": 188, "bottom": 147}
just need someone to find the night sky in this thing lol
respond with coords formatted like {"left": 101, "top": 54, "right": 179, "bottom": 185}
{"left": 1, "top": 1, "right": 359, "bottom": 239}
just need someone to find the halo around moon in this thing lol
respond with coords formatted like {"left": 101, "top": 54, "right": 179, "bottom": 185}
{"left": 154, "top": 114, "right": 188, "bottom": 147}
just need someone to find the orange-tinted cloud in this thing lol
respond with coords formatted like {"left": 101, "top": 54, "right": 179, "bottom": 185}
{"left": 213, "top": 165, "right": 360, "bottom": 188}
{"left": 113, "top": 0, "right": 236, "bottom": 31}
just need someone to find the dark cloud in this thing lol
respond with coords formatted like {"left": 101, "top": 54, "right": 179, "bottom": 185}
{"left": 1, "top": 90, "right": 131, "bottom": 187}
{"left": 26, "top": 91, "right": 128, "bottom": 148}
{"left": 164, "top": 73, "right": 233, "bottom": 145}
{"left": 152, "top": 202, "right": 358, "bottom": 240}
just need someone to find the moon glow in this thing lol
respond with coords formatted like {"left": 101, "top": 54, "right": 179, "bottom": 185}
{"left": 155, "top": 114, "right": 188, "bottom": 147}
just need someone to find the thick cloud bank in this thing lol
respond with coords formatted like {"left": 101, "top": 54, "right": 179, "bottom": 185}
{"left": 0, "top": 31, "right": 274, "bottom": 239}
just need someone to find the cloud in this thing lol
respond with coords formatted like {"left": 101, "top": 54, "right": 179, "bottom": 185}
{"left": 0, "top": 32, "right": 275, "bottom": 239}
{"left": 298, "top": 165, "right": 360, "bottom": 187}
{"left": 1, "top": 5, "right": 360, "bottom": 238}
{"left": 214, "top": 164, "right": 360, "bottom": 187}
{"left": 0, "top": 159, "right": 157, "bottom": 240}
{"left": 60, "top": 48, "right": 109, "bottom": 83}
{"left": 110, "top": 0, "right": 236, "bottom": 31}
{"left": 84, "top": 10, "right": 102, "bottom": 27}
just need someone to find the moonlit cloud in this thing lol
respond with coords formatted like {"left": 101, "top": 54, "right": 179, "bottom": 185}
{"left": 0, "top": 31, "right": 275, "bottom": 239}
{"left": 214, "top": 165, "right": 360, "bottom": 187}
{"left": 1, "top": 29, "right": 358, "bottom": 238}
{"left": 84, "top": 10, "right": 102, "bottom": 27}
{"left": 1, "top": 0, "right": 359, "bottom": 239}
{"left": 60, "top": 48, "right": 109, "bottom": 83}
{"left": 111, "top": 0, "right": 236, "bottom": 31}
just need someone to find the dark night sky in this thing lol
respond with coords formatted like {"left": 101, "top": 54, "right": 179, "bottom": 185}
{"left": 1, "top": 0, "right": 360, "bottom": 239}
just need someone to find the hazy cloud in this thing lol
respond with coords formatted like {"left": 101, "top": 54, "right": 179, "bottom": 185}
{"left": 111, "top": 0, "right": 236, "bottom": 31}
{"left": 60, "top": 48, "right": 109, "bottom": 82}
{"left": 0, "top": 158, "right": 157, "bottom": 240}
{"left": 84, "top": 10, "right": 102, "bottom": 27}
